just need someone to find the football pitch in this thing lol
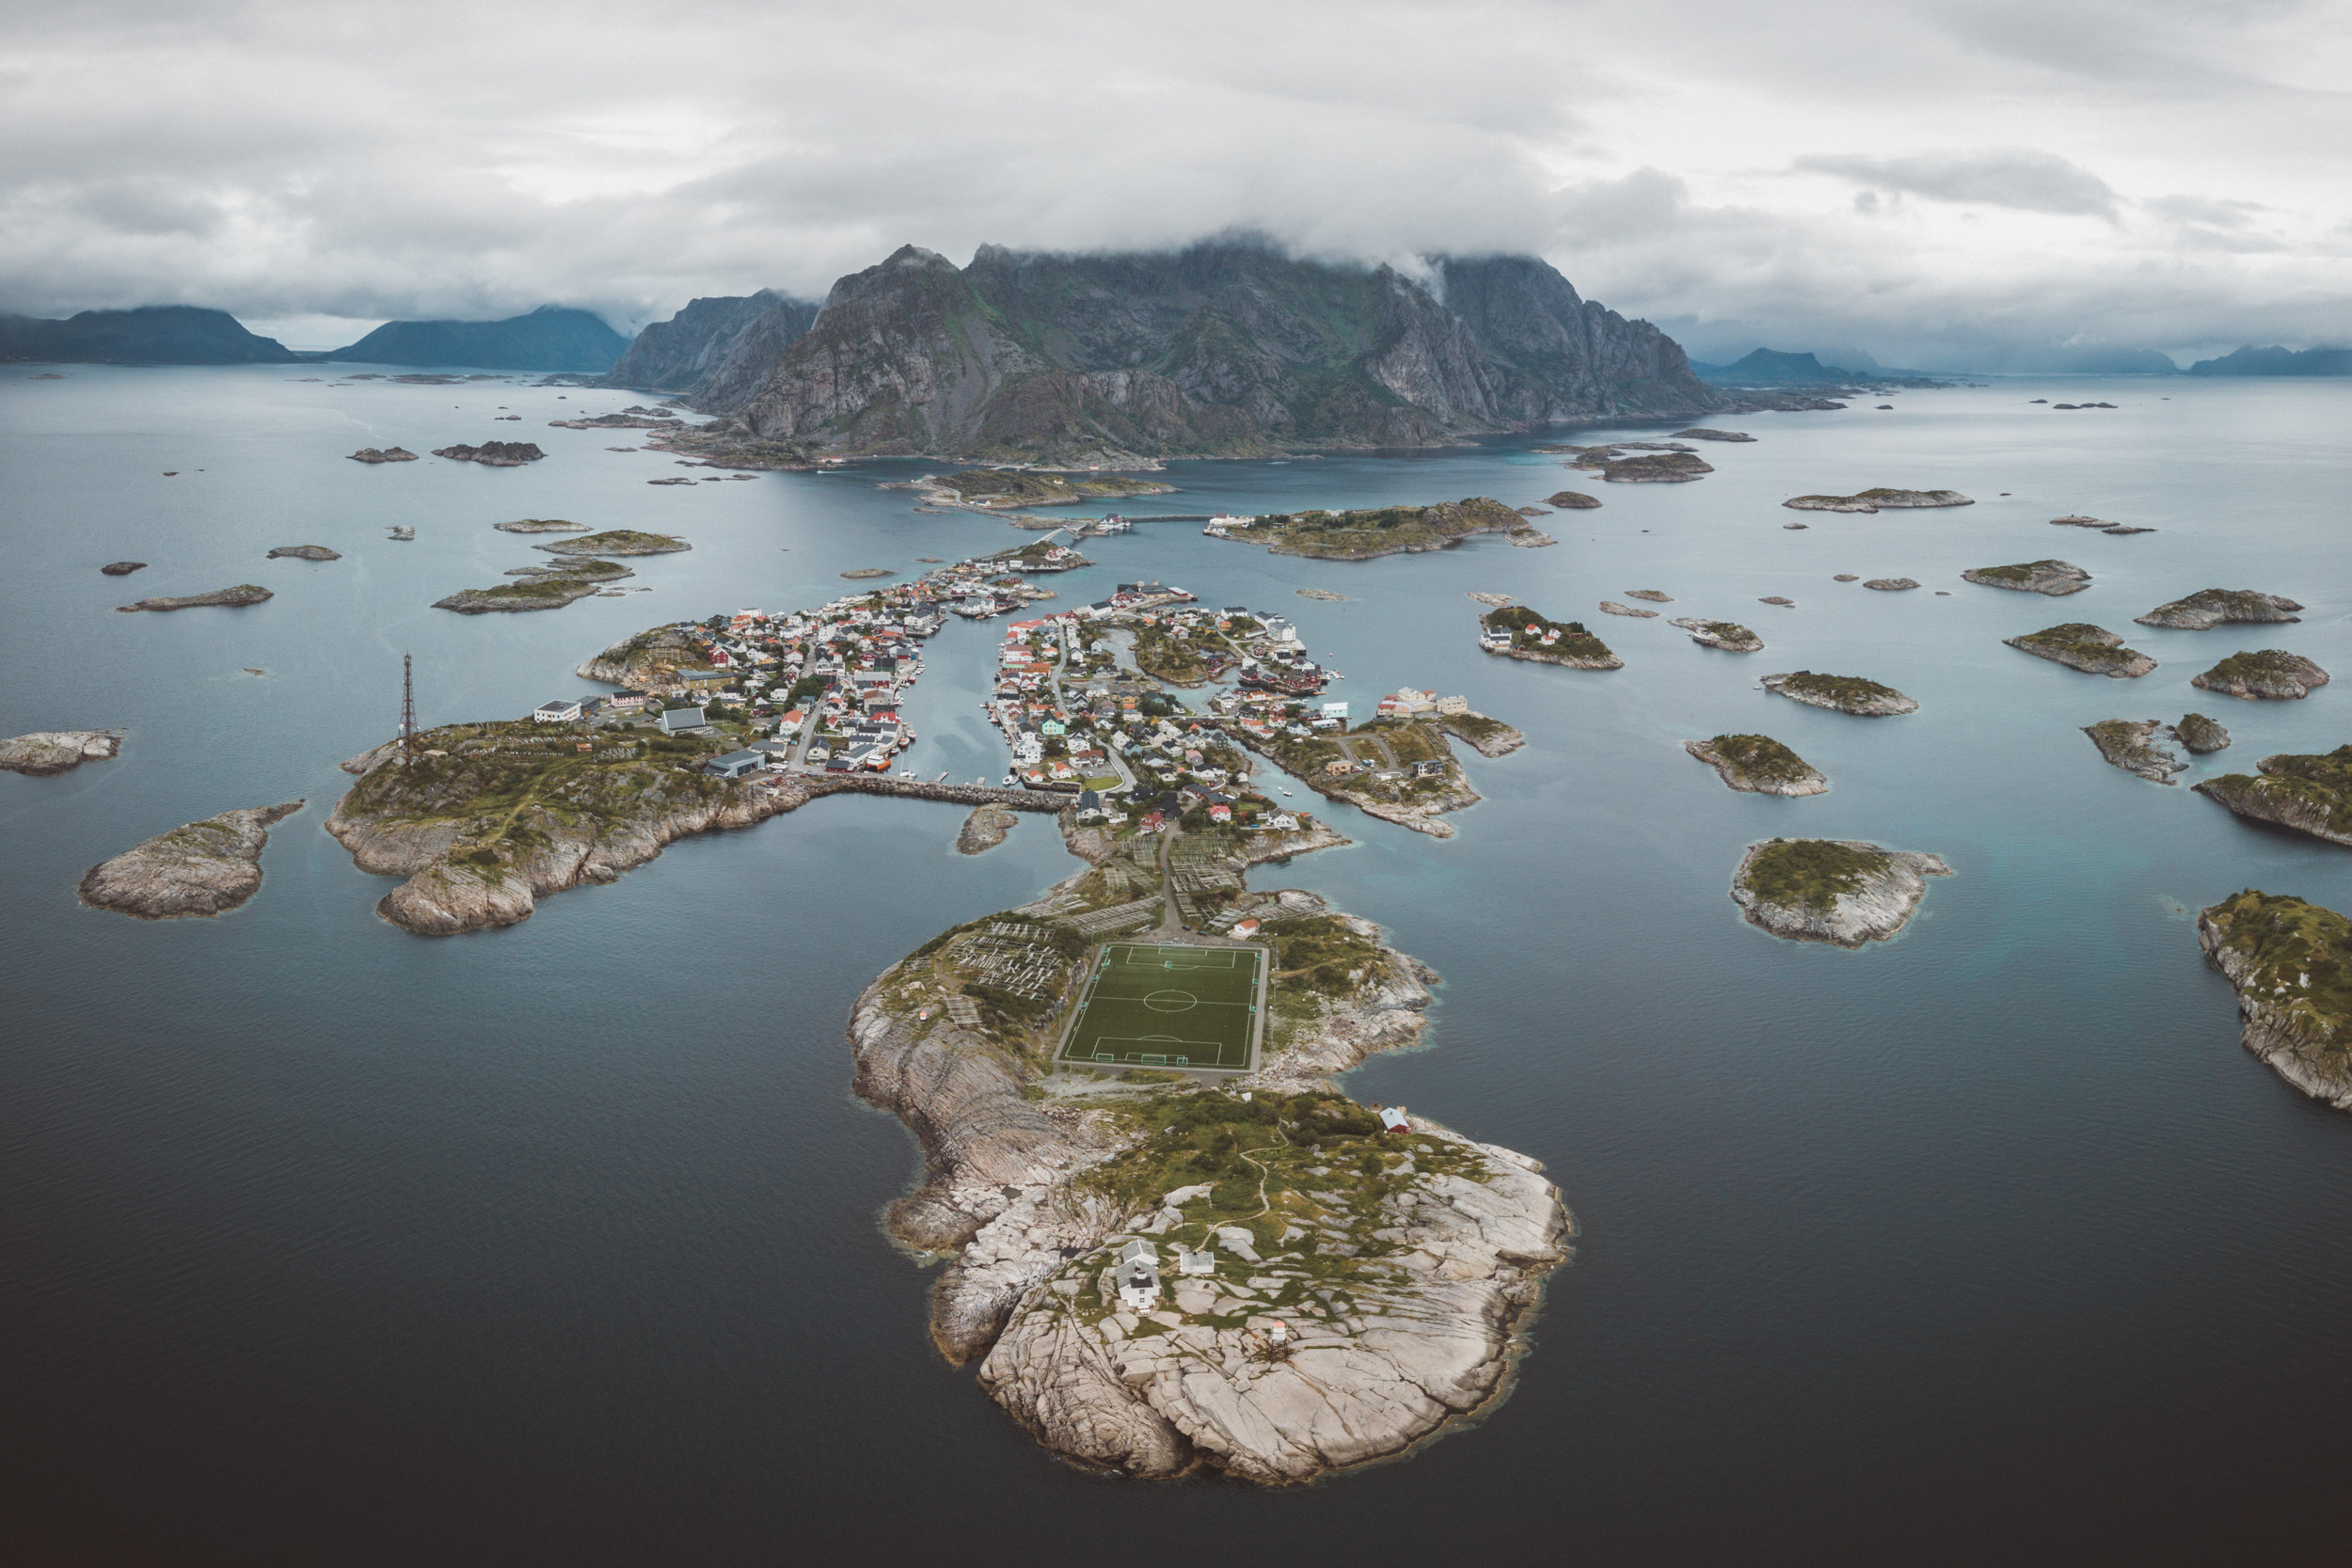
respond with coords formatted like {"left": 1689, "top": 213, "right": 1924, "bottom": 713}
{"left": 1057, "top": 942, "right": 1266, "bottom": 1072}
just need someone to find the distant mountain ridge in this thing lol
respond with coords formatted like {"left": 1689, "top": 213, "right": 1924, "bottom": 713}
{"left": 1688, "top": 348, "right": 1857, "bottom": 386}
{"left": 329, "top": 306, "right": 628, "bottom": 372}
{"left": 0, "top": 306, "right": 296, "bottom": 364}
{"left": 2188, "top": 344, "right": 2352, "bottom": 376}
{"left": 603, "top": 290, "right": 820, "bottom": 402}
{"left": 633, "top": 239, "right": 1719, "bottom": 461}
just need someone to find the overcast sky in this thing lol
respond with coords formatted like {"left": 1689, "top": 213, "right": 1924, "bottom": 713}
{"left": 3, "top": 0, "right": 2346, "bottom": 367}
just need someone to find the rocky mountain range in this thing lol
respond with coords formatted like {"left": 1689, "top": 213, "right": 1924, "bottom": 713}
{"left": 612, "top": 239, "right": 1722, "bottom": 462}
{"left": 0, "top": 306, "right": 297, "bottom": 364}
{"left": 329, "top": 306, "right": 628, "bottom": 372}
{"left": 603, "top": 289, "right": 821, "bottom": 402}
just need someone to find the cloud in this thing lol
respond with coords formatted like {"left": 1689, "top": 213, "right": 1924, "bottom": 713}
{"left": 0, "top": 0, "right": 2344, "bottom": 369}
{"left": 1793, "top": 150, "right": 2121, "bottom": 217}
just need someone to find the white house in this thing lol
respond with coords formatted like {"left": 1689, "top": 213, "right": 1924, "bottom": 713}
{"left": 1116, "top": 1239, "right": 1161, "bottom": 1310}
{"left": 532, "top": 698, "right": 582, "bottom": 722}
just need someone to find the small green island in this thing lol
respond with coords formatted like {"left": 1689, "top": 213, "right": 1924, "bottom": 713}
{"left": 2004, "top": 624, "right": 2156, "bottom": 678}
{"left": 537, "top": 530, "right": 691, "bottom": 558}
{"left": 2198, "top": 890, "right": 2352, "bottom": 1109}
{"left": 1215, "top": 498, "right": 1524, "bottom": 560}
{"left": 1685, "top": 734, "right": 1827, "bottom": 796}
{"left": 1783, "top": 488, "right": 1972, "bottom": 513}
{"left": 1477, "top": 607, "right": 1621, "bottom": 669}
{"left": 1963, "top": 560, "right": 2091, "bottom": 595}
{"left": 1730, "top": 837, "right": 1953, "bottom": 946}
{"left": 929, "top": 467, "right": 1176, "bottom": 507}
{"left": 2190, "top": 649, "right": 2330, "bottom": 700}
{"left": 2195, "top": 746, "right": 2352, "bottom": 846}
{"left": 435, "top": 560, "right": 633, "bottom": 614}
{"left": 1759, "top": 671, "right": 1917, "bottom": 715}
{"left": 2136, "top": 589, "right": 2303, "bottom": 630}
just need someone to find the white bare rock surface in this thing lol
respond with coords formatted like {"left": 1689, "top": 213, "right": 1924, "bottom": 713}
{"left": 0, "top": 729, "right": 122, "bottom": 776}
{"left": 78, "top": 800, "right": 304, "bottom": 918}
{"left": 979, "top": 1132, "right": 1567, "bottom": 1484}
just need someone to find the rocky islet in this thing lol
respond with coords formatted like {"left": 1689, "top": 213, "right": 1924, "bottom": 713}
{"left": 1685, "top": 735, "right": 1827, "bottom": 796}
{"left": 78, "top": 800, "right": 305, "bottom": 918}
{"left": 0, "top": 729, "right": 122, "bottom": 776}
{"left": 2134, "top": 590, "right": 2303, "bottom": 630}
{"left": 1729, "top": 838, "right": 1951, "bottom": 946}
{"left": 2190, "top": 650, "right": 2329, "bottom": 701}
{"left": 2004, "top": 624, "right": 2156, "bottom": 678}
{"left": 1760, "top": 671, "right": 1917, "bottom": 715}
{"left": 1962, "top": 560, "right": 2091, "bottom": 596}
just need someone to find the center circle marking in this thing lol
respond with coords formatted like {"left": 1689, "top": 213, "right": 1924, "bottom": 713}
{"left": 1142, "top": 990, "right": 1199, "bottom": 1012}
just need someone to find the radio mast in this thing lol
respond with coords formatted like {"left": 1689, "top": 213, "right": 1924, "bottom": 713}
{"left": 402, "top": 653, "right": 418, "bottom": 759}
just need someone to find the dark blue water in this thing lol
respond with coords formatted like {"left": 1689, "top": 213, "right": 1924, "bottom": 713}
{"left": 7, "top": 367, "right": 2352, "bottom": 1564}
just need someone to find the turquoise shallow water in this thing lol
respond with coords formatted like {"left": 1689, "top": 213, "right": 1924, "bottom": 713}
{"left": 5, "top": 367, "right": 2352, "bottom": 1563}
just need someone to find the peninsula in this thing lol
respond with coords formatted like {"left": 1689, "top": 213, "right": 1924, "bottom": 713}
{"left": 1, "top": 729, "right": 122, "bottom": 776}
{"left": 78, "top": 800, "right": 304, "bottom": 918}
{"left": 2195, "top": 746, "right": 2352, "bottom": 846}
{"left": 1477, "top": 607, "right": 1621, "bottom": 669}
{"left": 1730, "top": 838, "right": 1952, "bottom": 946}
{"left": 2004, "top": 624, "right": 2156, "bottom": 677}
{"left": 1685, "top": 734, "right": 1827, "bottom": 796}
{"left": 1963, "top": 561, "right": 2090, "bottom": 595}
{"left": 2198, "top": 890, "right": 2352, "bottom": 1109}
{"left": 2190, "top": 650, "right": 2329, "bottom": 700}
{"left": 1759, "top": 671, "right": 1917, "bottom": 715}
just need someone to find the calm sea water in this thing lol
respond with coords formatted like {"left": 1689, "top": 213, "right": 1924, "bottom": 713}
{"left": 5, "top": 367, "right": 2351, "bottom": 1564}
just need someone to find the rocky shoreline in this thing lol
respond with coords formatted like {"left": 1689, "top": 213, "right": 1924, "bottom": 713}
{"left": 957, "top": 802, "right": 1018, "bottom": 854}
{"left": 79, "top": 800, "right": 304, "bottom": 918}
{"left": 1, "top": 729, "right": 122, "bottom": 776}
{"left": 2198, "top": 890, "right": 2352, "bottom": 1109}
{"left": 1730, "top": 838, "right": 1952, "bottom": 946}
{"left": 848, "top": 821, "right": 1570, "bottom": 1483}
